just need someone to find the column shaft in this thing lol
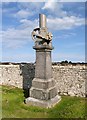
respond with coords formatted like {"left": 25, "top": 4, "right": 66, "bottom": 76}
{"left": 35, "top": 49, "right": 52, "bottom": 79}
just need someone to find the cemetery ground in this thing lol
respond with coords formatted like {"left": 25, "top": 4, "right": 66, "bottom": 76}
{"left": 1, "top": 85, "right": 87, "bottom": 118}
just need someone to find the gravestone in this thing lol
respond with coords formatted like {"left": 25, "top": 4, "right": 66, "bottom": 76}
{"left": 25, "top": 14, "right": 61, "bottom": 108}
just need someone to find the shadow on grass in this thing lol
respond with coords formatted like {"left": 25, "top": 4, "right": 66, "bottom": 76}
{"left": 23, "top": 89, "right": 30, "bottom": 98}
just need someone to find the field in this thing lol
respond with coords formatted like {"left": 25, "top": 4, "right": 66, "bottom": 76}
{"left": 1, "top": 85, "right": 87, "bottom": 118}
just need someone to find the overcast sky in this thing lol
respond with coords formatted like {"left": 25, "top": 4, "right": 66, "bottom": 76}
{"left": 1, "top": 1, "right": 87, "bottom": 63}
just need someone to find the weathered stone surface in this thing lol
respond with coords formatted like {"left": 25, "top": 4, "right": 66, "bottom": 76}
{"left": 30, "top": 86, "right": 57, "bottom": 100}
{"left": 35, "top": 48, "right": 52, "bottom": 79}
{"left": 52, "top": 64, "right": 86, "bottom": 97}
{"left": 25, "top": 95, "right": 61, "bottom": 108}
{"left": 0, "top": 65, "right": 23, "bottom": 88}
{"left": 32, "top": 78, "right": 55, "bottom": 89}
{"left": 0, "top": 64, "right": 35, "bottom": 89}
{"left": 26, "top": 44, "right": 60, "bottom": 108}
{"left": 0, "top": 63, "right": 86, "bottom": 97}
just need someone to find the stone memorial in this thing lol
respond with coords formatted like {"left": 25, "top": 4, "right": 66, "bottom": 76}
{"left": 25, "top": 14, "right": 61, "bottom": 108}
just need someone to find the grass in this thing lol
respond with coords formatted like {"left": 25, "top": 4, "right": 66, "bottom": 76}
{"left": 1, "top": 85, "right": 87, "bottom": 118}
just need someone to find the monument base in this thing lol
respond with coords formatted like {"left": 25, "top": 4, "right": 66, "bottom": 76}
{"left": 25, "top": 78, "right": 61, "bottom": 108}
{"left": 25, "top": 95, "right": 61, "bottom": 108}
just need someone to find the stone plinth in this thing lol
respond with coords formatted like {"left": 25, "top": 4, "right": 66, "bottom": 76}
{"left": 34, "top": 45, "right": 53, "bottom": 79}
{"left": 25, "top": 45, "right": 61, "bottom": 108}
{"left": 26, "top": 95, "right": 61, "bottom": 108}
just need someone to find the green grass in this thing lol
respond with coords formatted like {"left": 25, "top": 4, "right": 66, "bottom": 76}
{"left": 1, "top": 85, "right": 87, "bottom": 118}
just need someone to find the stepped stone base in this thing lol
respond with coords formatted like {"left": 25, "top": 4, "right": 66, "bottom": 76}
{"left": 25, "top": 95, "right": 61, "bottom": 108}
{"left": 30, "top": 78, "right": 58, "bottom": 100}
{"left": 25, "top": 78, "right": 61, "bottom": 108}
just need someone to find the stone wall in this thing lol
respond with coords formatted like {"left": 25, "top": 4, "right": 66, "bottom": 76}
{"left": 0, "top": 63, "right": 35, "bottom": 90}
{"left": 0, "top": 63, "right": 86, "bottom": 97}
{"left": 52, "top": 64, "right": 86, "bottom": 97}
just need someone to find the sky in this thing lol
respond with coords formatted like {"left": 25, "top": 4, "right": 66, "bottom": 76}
{"left": 1, "top": 1, "right": 87, "bottom": 63}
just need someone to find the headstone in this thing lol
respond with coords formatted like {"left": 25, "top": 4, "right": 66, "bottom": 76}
{"left": 25, "top": 14, "right": 61, "bottom": 108}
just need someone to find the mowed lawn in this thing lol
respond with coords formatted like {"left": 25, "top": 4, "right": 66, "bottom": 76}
{"left": 1, "top": 85, "right": 87, "bottom": 118}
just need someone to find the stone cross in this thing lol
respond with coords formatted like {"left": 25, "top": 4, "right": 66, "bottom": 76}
{"left": 25, "top": 14, "right": 61, "bottom": 108}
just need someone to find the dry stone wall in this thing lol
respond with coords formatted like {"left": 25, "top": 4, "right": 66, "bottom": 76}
{"left": 0, "top": 63, "right": 35, "bottom": 90}
{"left": 0, "top": 63, "right": 86, "bottom": 97}
{"left": 52, "top": 64, "right": 86, "bottom": 97}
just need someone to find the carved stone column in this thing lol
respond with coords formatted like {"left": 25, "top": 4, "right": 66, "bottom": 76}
{"left": 25, "top": 14, "right": 61, "bottom": 108}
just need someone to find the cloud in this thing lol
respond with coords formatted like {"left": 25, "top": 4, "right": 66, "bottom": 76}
{"left": 42, "top": 0, "right": 57, "bottom": 10}
{"left": 19, "top": 18, "right": 38, "bottom": 29}
{"left": 1, "top": 0, "right": 44, "bottom": 2}
{"left": 47, "top": 16, "right": 85, "bottom": 30}
{"left": 42, "top": 1, "right": 85, "bottom": 30}
{"left": 2, "top": 2, "right": 18, "bottom": 14}
{"left": 1, "top": 0, "right": 86, "bottom": 2}
{"left": 1, "top": 2, "right": 85, "bottom": 63}
{"left": 2, "top": 28, "right": 30, "bottom": 48}
{"left": 18, "top": 2, "right": 43, "bottom": 12}
{"left": 2, "top": 14, "right": 85, "bottom": 49}
{"left": 2, "top": 18, "right": 38, "bottom": 49}
{"left": 14, "top": 9, "right": 33, "bottom": 19}
{"left": 42, "top": 1, "right": 67, "bottom": 17}
{"left": 2, "top": 2, "right": 43, "bottom": 19}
